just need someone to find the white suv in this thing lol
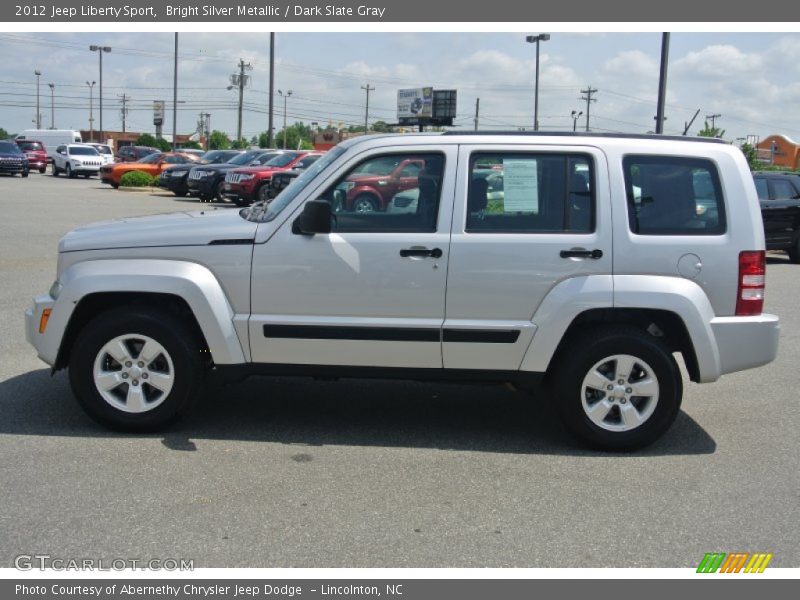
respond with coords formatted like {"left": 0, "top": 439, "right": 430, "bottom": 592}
{"left": 25, "top": 133, "right": 780, "bottom": 449}
{"left": 51, "top": 143, "right": 103, "bottom": 178}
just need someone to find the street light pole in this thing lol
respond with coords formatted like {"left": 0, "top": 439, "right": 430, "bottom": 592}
{"left": 86, "top": 81, "right": 96, "bottom": 141}
{"left": 48, "top": 83, "right": 55, "bottom": 129}
{"left": 172, "top": 33, "right": 178, "bottom": 151}
{"left": 268, "top": 32, "right": 275, "bottom": 148}
{"left": 34, "top": 70, "right": 42, "bottom": 129}
{"left": 526, "top": 33, "right": 550, "bottom": 131}
{"left": 571, "top": 110, "right": 583, "bottom": 132}
{"left": 89, "top": 45, "right": 111, "bottom": 143}
{"left": 278, "top": 89, "right": 292, "bottom": 149}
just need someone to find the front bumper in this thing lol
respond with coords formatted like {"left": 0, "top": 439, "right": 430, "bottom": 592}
{"left": 223, "top": 181, "right": 258, "bottom": 202}
{"left": 72, "top": 166, "right": 101, "bottom": 175}
{"left": 711, "top": 313, "right": 780, "bottom": 375}
{"left": 0, "top": 163, "right": 28, "bottom": 174}
{"left": 25, "top": 294, "right": 57, "bottom": 366}
{"left": 159, "top": 172, "right": 189, "bottom": 193}
{"left": 187, "top": 176, "right": 215, "bottom": 197}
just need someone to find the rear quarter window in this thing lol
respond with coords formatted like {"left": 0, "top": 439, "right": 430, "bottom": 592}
{"left": 623, "top": 155, "right": 726, "bottom": 235}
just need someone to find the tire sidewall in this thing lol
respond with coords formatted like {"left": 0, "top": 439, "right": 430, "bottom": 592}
{"left": 554, "top": 328, "right": 682, "bottom": 450}
{"left": 69, "top": 309, "right": 202, "bottom": 431}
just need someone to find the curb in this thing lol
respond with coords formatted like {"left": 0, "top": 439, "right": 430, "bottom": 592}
{"left": 118, "top": 186, "right": 170, "bottom": 195}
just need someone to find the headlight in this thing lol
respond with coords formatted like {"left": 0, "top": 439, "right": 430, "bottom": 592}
{"left": 239, "top": 174, "right": 255, "bottom": 181}
{"left": 72, "top": 159, "right": 82, "bottom": 166}
{"left": 49, "top": 280, "right": 62, "bottom": 300}
{"left": 197, "top": 170, "right": 212, "bottom": 178}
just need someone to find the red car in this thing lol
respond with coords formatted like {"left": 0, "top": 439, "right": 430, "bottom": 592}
{"left": 223, "top": 151, "right": 324, "bottom": 206}
{"left": 338, "top": 156, "right": 427, "bottom": 212}
{"left": 15, "top": 139, "right": 48, "bottom": 173}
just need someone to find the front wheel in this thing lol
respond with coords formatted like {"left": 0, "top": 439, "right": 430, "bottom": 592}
{"left": 21, "top": 171, "right": 29, "bottom": 178}
{"left": 551, "top": 326, "right": 682, "bottom": 451}
{"left": 173, "top": 190, "right": 188, "bottom": 197}
{"left": 66, "top": 164, "right": 76, "bottom": 179}
{"left": 353, "top": 194, "right": 377, "bottom": 213}
{"left": 52, "top": 165, "right": 60, "bottom": 176}
{"left": 68, "top": 307, "right": 204, "bottom": 431}
{"left": 214, "top": 180, "right": 226, "bottom": 202}
{"left": 257, "top": 182, "right": 272, "bottom": 204}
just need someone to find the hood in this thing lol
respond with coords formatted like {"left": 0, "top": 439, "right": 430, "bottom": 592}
{"left": 0, "top": 152, "right": 26, "bottom": 159}
{"left": 195, "top": 162, "right": 243, "bottom": 173}
{"left": 59, "top": 208, "right": 257, "bottom": 253}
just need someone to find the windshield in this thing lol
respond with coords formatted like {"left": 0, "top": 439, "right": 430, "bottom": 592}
{"left": 0, "top": 142, "right": 22, "bottom": 154}
{"left": 254, "top": 152, "right": 281, "bottom": 165}
{"left": 264, "top": 152, "right": 300, "bottom": 168}
{"left": 137, "top": 153, "right": 163, "bottom": 164}
{"left": 69, "top": 146, "right": 99, "bottom": 156}
{"left": 17, "top": 141, "right": 43, "bottom": 152}
{"left": 93, "top": 144, "right": 112, "bottom": 155}
{"left": 228, "top": 151, "right": 262, "bottom": 166}
{"left": 243, "top": 145, "right": 347, "bottom": 223}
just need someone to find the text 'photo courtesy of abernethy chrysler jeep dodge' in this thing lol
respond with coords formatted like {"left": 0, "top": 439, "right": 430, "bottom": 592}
{"left": 24, "top": 132, "right": 780, "bottom": 450}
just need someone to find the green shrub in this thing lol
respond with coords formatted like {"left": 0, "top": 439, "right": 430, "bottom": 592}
{"left": 120, "top": 170, "right": 156, "bottom": 187}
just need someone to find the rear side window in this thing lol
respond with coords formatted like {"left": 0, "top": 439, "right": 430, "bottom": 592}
{"left": 624, "top": 155, "right": 726, "bottom": 235}
{"left": 466, "top": 153, "right": 594, "bottom": 233}
{"left": 754, "top": 177, "right": 768, "bottom": 200}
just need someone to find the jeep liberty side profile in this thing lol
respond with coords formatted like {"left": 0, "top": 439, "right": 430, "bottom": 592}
{"left": 25, "top": 133, "right": 780, "bottom": 450}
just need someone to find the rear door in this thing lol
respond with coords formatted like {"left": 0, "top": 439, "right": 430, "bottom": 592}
{"left": 444, "top": 144, "right": 612, "bottom": 371}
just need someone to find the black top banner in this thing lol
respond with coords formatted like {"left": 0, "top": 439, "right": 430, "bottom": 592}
{"left": 4, "top": 0, "right": 800, "bottom": 22}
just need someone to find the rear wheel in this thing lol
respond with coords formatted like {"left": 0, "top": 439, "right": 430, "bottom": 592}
{"left": 69, "top": 307, "right": 204, "bottom": 431}
{"left": 21, "top": 170, "right": 29, "bottom": 178}
{"left": 39, "top": 167, "right": 47, "bottom": 174}
{"left": 551, "top": 326, "right": 682, "bottom": 451}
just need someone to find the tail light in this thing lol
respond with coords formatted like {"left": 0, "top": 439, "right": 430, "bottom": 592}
{"left": 736, "top": 251, "right": 765, "bottom": 316}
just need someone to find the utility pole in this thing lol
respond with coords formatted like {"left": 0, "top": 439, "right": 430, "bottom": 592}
{"left": 474, "top": 97, "right": 480, "bottom": 131}
{"left": 86, "top": 81, "right": 96, "bottom": 141}
{"left": 268, "top": 33, "right": 275, "bottom": 148}
{"left": 231, "top": 58, "right": 252, "bottom": 144}
{"left": 580, "top": 86, "right": 597, "bottom": 132}
{"left": 361, "top": 83, "right": 374, "bottom": 134}
{"left": 34, "top": 70, "right": 42, "bottom": 129}
{"left": 683, "top": 109, "right": 701, "bottom": 135}
{"left": 706, "top": 113, "right": 721, "bottom": 130}
{"left": 655, "top": 32, "right": 670, "bottom": 135}
{"left": 119, "top": 94, "right": 129, "bottom": 132}
{"left": 48, "top": 83, "right": 55, "bottom": 129}
{"left": 172, "top": 32, "right": 178, "bottom": 150}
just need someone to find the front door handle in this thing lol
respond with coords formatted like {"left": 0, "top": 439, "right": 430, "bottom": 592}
{"left": 560, "top": 248, "right": 603, "bottom": 259}
{"left": 400, "top": 247, "right": 443, "bottom": 258}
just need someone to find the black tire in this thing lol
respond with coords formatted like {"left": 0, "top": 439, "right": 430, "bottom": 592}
{"left": 214, "top": 180, "right": 226, "bottom": 202}
{"left": 39, "top": 167, "right": 47, "bottom": 174}
{"left": 788, "top": 238, "right": 800, "bottom": 264}
{"left": 551, "top": 325, "right": 682, "bottom": 451}
{"left": 68, "top": 307, "right": 204, "bottom": 432}
{"left": 82, "top": 173, "right": 91, "bottom": 178}
{"left": 173, "top": 190, "right": 188, "bottom": 197}
{"left": 66, "top": 164, "right": 76, "bottom": 179}
{"left": 352, "top": 194, "right": 378, "bottom": 213}
{"left": 111, "top": 182, "right": 119, "bottom": 189}
{"left": 52, "top": 165, "right": 60, "bottom": 176}
{"left": 21, "top": 171, "right": 29, "bottom": 178}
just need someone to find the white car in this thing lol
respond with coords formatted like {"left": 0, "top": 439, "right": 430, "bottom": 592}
{"left": 87, "top": 143, "right": 115, "bottom": 166}
{"left": 25, "top": 132, "right": 779, "bottom": 450}
{"left": 51, "top": 143, "right": 104, "bottom": 178}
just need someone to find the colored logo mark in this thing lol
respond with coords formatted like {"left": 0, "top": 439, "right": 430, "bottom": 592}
{"left": 697, "top": 552, "right": 773, "bottom": 573}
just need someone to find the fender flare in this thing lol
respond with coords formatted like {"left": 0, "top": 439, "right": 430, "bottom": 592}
{"left": 519, "top": 274, "right": 721, "bottom": 383}
{"left": 48, "top": 259, "right": 246, "bottom": 366}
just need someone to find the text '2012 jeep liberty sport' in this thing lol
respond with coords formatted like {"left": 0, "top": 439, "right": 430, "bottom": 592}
{"left": 25, "top": 133, "right": 780, "bottom": 449}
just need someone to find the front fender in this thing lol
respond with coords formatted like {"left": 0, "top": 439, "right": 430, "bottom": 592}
{"left": 43, "top": 259, "right": 246, "bottom": 366}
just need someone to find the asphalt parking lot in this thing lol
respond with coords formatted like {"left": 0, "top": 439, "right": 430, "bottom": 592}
{"left": 0, "top": 172, "right": 798, "bottom": 568}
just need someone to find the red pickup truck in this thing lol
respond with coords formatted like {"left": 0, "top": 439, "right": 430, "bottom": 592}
{"left": 338, "top": 157, "right": 426, "bottom": 212}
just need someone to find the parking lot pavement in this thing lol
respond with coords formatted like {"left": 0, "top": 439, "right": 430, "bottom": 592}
{"left": 0, "top": 172, "right": 798, "bottom": 568}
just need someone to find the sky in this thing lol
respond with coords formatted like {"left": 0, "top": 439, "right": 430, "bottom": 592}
{"left": 1, "top": 32, "right": 799, "bottom": 144}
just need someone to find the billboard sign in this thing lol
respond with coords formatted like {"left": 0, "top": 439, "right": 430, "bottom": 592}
{"left": 153, "top": 101, "right": 165, "bottom": 126}
{"left": 397, "top": 87, "right": 433, "bottom": 120}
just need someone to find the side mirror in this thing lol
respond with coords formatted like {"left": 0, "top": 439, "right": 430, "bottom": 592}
{"left": 292, "top": 200, "right": 332, "bottom": 235}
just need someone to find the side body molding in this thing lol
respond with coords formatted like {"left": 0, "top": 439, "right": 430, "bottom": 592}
{"left": 48, "top": 259, "right": 246, "bottom": 365}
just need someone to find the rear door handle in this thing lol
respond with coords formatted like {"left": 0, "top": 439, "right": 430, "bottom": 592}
{"left": 560, "top": 248, "right": 603, "bottom": 259}
{"left": 400, "top": 247, "right": 443, "bottom": 258}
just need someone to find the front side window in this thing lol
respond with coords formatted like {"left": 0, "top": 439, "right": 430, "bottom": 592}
{"left": 137, "top": 153, "right": 162, "bottom": 164}
{"left": 466, "top": 153, "right": 594, "bottom": 233}
{"left": 316, "top": 152, "right": 446, "bottom": 233}
{"left": 754, "top": 177, "right": 769, "bottom": 200}
{"left": 624, "top": 155, "right": 726, "bottom": 235}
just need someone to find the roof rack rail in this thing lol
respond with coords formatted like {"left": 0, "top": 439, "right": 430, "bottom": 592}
{"left": 440, "top": 131, "right": 727, "bottom": 144}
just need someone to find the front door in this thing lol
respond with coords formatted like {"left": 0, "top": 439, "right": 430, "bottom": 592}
{"left": 248, "top": 146, "right": 457, "bottom": 369}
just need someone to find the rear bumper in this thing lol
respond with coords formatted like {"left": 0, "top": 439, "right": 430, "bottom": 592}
{"left": 711, "top": 313, "right": 780, "bottom": 375}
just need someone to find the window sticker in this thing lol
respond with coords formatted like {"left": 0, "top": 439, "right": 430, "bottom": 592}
{"left": 503, "top": 159, "right": 539, "bottom": 213}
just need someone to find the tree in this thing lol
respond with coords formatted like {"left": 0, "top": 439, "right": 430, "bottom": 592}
{"left": 258, "top": 132, "right": 270, "bottom": 148}
{"left": 230, "top": 138, "right": 249, "bottom": 150}
{"left": 0, "top": 127, "right": 9, "bottom": 140}
{"left": 135, "top": 133, "right": 159, "bottom": 148}
{"left": 274, "top": 122, "right": 313, "bottom": 150}
{"left": 697, "top": 121, "right": 726, "bottom": 139}
{"left": 371, "top": 121, "right": 392, "bottom": 133}
{"left": 739, "top": 143, "right": 761, "bottom": 171}
{"left": 155, "top": 138, "right": 172, "bottom": 152}
{"left": 208, "top": 130, "right": 231, "bottom": 150}
{"left": 179, "top": 140, "right": 202, "bottom": 150}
